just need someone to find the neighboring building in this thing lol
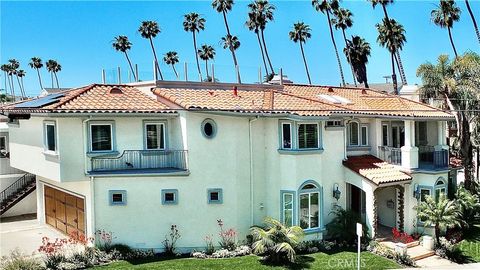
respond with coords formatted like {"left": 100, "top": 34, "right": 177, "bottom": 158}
{"left": 0, "top": 81, "right": 453, "bottom": 250}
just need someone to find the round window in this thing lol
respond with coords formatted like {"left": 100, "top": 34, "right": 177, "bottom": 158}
{"left": 201, "top": 119, "right": 217, "bottom": 139}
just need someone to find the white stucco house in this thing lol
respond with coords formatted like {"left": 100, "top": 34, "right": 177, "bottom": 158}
{"left": 0, "top": 80, "right": 454, "bottom": 250}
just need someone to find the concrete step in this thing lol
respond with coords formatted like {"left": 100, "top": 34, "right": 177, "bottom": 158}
{"left": 406, "top": 245, "right": 435, "bottom": 261}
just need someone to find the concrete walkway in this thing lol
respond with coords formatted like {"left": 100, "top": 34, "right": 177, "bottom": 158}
{"left": 0, "top": 218, "right": 64, "bottom": 257}
{"left": 401, "top": 262, "right": 480, "bottom": 269}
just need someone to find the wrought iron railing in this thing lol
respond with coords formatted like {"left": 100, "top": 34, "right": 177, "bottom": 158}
{"left": 90, "top": 150, "right": 188, "bottom": 172}
{"left": 0, "top": 173, "right": 36, "bottom": 204}
{"left": 377, "top": 146, "right": 402, "bottom": 166}
{"left": 418, "top": 145, "right": 449, "bottom": 169}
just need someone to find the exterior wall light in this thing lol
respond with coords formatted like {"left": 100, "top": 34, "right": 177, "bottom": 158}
{"left": 413, "top": 184, "right": 420, "bottom": 199}
{"left": 333, "top": 183, "right": 341, "bottom": 200}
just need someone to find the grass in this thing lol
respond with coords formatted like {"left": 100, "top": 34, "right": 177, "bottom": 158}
{"left": 93, "top": 251, "right": 401, "bottom": 270}
{"left": 457, "top": 225, "right": 480, "bottom": 263}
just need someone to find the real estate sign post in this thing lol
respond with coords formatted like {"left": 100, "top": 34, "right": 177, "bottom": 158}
{"left": 356, "top": 223, "right": 362, "bottom": 270}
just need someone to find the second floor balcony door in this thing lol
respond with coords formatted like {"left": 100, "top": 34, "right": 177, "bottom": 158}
{"left": 391, "top": 123, "right": 405, "bottom": 148}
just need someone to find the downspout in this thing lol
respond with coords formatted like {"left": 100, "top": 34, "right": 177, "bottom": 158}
{"left": 83, "top": 116, "right": 92, "bottom": 175}
{"left": 249, "top": 116, "right": 259, "bottom": 226}
{"left": 89, "top": 176, "right": 95, "bottom": 243}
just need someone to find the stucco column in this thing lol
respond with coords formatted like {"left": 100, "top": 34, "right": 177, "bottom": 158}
{"left": 401, "top": 120, "right": 419, "bottom": 169}
{"left": 374, "top": 119, "right": 383, "bottom": 156}
{"left": 435, "top": 121, "right": 449, "bottom": 150}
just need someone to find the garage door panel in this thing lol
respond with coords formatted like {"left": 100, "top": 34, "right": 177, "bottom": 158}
{"left": 45, "top": 197, "right": 55, "bottom": 217}
{"left": 77, "top": 210, "right": 85, "bottom": 232}
{"left": 76, "top": 198, "right": 84, "bottom": 210}
{"left": 66, "top": 195, "right": 76, "bottom": 206}
{"left": 66, "top": 205, "right": 77, "bottom": 227}
{"left": 56, "top": 220, "right": 67, "bottom": 233}
{"left": 55, "top": 200, "right": 66, "bottom": 222}
{"left": 55, "top": 190, "right": 65, "bottom": 201}
{"left": 46, "top": 216, "right": 56, "bottom": 227}
{"left": 45, "top": 186, "right": 55, "bottom": 197}
{"left": 45, "top": 186, "right": 85, "bottom": 237}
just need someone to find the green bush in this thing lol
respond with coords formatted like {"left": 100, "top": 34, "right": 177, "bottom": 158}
{"left": 326, "top": 208, "right": 369, "bottom": 244}
{"left": 0, "top": 249, "right": 44, "bottom": 270}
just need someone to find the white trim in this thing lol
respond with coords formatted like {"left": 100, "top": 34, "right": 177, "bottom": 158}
{"left": 144, "top": 121, "right": 166, "bottom": 150}
{"left": 297, "top": 122, "right": 320, "bottom": 150}
{"left": 43, "top": 120, "right": 58, "bottom": 154}
{"left": 361, "top": 125, "right": 369, "bottom": 146}
{"left": 89, "top": 123, "right": 113, "bottom": 152}
{"left": 280, "top": 121, "right": 293, "bottom": 149}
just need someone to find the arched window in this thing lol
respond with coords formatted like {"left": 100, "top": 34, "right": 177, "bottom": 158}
{"left": 299, "top": 181, "right": 321, "bottom": 230}
{"left": 434, "top": 177, "right": 447, "bottom": 201}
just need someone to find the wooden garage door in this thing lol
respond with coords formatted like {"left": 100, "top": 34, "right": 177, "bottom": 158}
{"left": 44, "top": 186, "right": 85, "bottom": 238}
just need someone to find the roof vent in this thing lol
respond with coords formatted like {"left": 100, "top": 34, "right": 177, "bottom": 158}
{"left": 109, "top": 87, "right": 123, "bottom": 94}
{"left": 362, "top": 89, "right": 367, "bottom": 95}
{"left": 233, "top": 86, "right": 238, "bottom": 96}
{"left": 328, "top": 87, "right": 334, "bottom": 92}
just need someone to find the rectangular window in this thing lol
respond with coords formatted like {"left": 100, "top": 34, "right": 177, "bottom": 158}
{"left": 0, "top": 136, "right": 6, "bottom": 151}
{"left": 361, "top": 126, "right": 368, "bottom": 146}
{"left": 145, "top": 123, "right": 165, "bottom": 150}
{"left": 90, "top": 124, "right": 113, "bottom": 152}
{"left": 207, "top": 188, "right": 223, "bottom": 204}
{"left": 281, "top": 123, "right": 292, "bottom": 149}
{"left": 326, "top": 120, "right": 343, "bottom": 127}
{"left": 162, "top": 189, "right": 178, "bottom": 205}
{"left": 418, "top": 122, "right": 428, "bottom": 146}
{"left": 382, "top": 124, "right": 389, "bottom": 146}
{"left": 435, "top": 188, "right": 446, "bottom": 202}
{"left": 44, "top": 122, "right": 56, "bottom": 152}
{"left": 349, "top": 122, "right": 359, "bottom": 146}
{"left": 299, "top": 192, "right": 320, "bottom": 229}
{"left": 281, "top": 192, "right": 294, "bottom": 227}
{"left": 298, "top": 124, "right": 318, "bottom": 149}
{"left": 109, "top": 190, "right": 126, "bottom": 205}
{"left": 420, "top": 189, "right": 431, "bottom": 202}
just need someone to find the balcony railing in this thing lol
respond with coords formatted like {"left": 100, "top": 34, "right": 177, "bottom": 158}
{"left": 377, "top": 146, "right": 402, "bottom": 166}
{"left": 90, "top": 150, "right": 188, "bottom": 174}
{"left": 418, "top": 146, "right": 449, "bottom": 169}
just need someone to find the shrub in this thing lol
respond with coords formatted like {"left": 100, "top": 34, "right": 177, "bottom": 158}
{"left": 250, "top": 217, "right": 304, "bottom": 263}
{"left": 95, "top": 230, "right": 115, "bottom": 251}
{"left": 109, "top": 243, "right": 132, "bottom": 256}
{"left": 326, "top": 208, "right": 369, "bottom": 244}
{"left": 435, "top": 237, "right": 465, "bottom": 263}
{"left": 217, "top": 219, "right": 237, "bottom": 251}
{"left": 391, "top": 227, "right": 415, "bottom": 243}
{"left": 368, "top": 241, "right": 415, "bottom": 267}
{"left": 455, "top": 186, "right": 480, "bottom": 229}
{"left": 0, "top": 249, "right": 44, "bottom": 270}
{"left": 162, "top": 224, "right": 181, "bottom": 256}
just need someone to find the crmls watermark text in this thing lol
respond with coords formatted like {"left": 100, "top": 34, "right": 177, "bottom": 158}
{"left": 327, "top": 258, "right": 367, "bottom": 268}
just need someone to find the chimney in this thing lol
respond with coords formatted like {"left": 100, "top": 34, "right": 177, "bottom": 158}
{"left": 328, "top": 87, "right": 334, "bottom": 93}
{"left": 233, "top": 86, "right": 238, "bottom": 96}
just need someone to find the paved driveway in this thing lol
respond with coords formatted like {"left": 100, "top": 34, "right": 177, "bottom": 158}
{"left": 0, "top": 218, "right": 64, "bottom": 257}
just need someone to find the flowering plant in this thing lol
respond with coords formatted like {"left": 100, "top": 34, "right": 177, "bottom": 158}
{"left": 204, "top": 234, "right": 215, "bottom": 255}
{"left": 217, "top": 219, "right": 237, "bottom": 251}
{"left": 95, "top": 230, "right": 116, "bottom": 251}
{"left": 392, "top": 227, "right": 415, "bottom": 243}
{"left": 163, "top": 224, "right": 181, "bottom": 256}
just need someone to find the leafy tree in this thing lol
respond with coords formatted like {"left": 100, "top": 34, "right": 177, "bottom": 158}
{"left": 183, "top": 12, "right": 206, "bottom": 81}
{"left": 289, "top": 22, "right": 312, "bottom": 85}
{"left": 431, "top": 0, "right": 461, "bottom": 58}
{"left": 112, "top": 35, "right": 137, "bottom": 82}
{"left": 138, "top": 20, "right": 164, "bottom": 80}
{"left": 29, "top": 57, "right": 44, "bottom": 90}
{"left": 417, "top": 52, "right": 480, "bottom": 191}
{"left": 250, "top": 217, "right": 304, "bottom": 263}
{"left": 416, "top": 194, "right": 462, "bottom": 243}
{"left": 344, "top": 36, "right": 371, "bottom": 88}
{"left": 197, "top": 44, "right": 216, "bottom": 79}
{"left": 163, "top": 51, "right": 180, "bottom": 79}
{"left": 312, "top": 0, "right": 345, "bottom": 86}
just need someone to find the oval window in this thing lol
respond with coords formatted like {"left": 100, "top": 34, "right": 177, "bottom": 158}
{"left": 201, "top": 119, "right": 217, "bottom": 139}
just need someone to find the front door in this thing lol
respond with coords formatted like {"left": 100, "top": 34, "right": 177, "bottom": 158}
{"left": 348, "top": 184, "right": 366, "bottom": 223}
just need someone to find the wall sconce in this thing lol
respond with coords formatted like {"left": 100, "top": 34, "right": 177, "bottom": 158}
{"left": 333, "top": 183, "right": 341, "bottom": 201}
{"left": 413, "top": 184, "right": 420, "bottom": 199}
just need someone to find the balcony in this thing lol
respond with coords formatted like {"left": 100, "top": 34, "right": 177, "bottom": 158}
{"left": 418, "top": 146, "right": 449, "bottom": 170}
{"left": 89, "top": 150, "right": 188, "bottom": 175}
{"left": 377, "top": 146, "right": 402, "bottom": 166}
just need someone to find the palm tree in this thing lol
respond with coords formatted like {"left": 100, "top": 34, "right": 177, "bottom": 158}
{"left": 376, "top": 18, "right": 406, "bottom": 94}
{"left": 112, "top": 35, "right": 137, "bottom": 82}
{"left": 332, "top": 7, "right": 357, "bottom": 86}
{"left": 220, "top": 34, "right": 241, "bottom": 81}
{"left": 29, "top": 57, "right": 44, "bottom": 90}
{"left": 416, "top": 194, "right": 461, "bottom": 243}
{"left": 312, "top": 0, "right": 345, "bottom": 86}
{"left": 183, "top": 13, "right": 206, "bottom": 81}
{"left": 370, "top": 0, "right": 408, "bottom": 86}
{"left": 1, "top": 64, "right": 14, "bottom": 100}
{"left": 344, "top": 36, "right": 371, "bottom": 88}
{"left": 197, "top": 44, "right": 216, "bottom": 80}
{"left": 465, "top": 0, "right": 480, "bottom": 45}
{"left": 46, "top": 60, "right": 61, "bottom": 88}
{"left": 289, "top": 22, "right": 312, "bottom": 85}
{"left": 455, "top": 186, "right": 480, "bottom": 229}
{"left": 250, "top": 217, "right": 304, "bottom": 263}
{"left": 163, "top": 51, "right": 180, "bottom": 79}
{"left": 7, "top": 60, "right": 19, "bottom": 100}
{"left": 138, "top": 21, "right": 164, "bottom": 80}
{"left": 246, "top": 11, "right": 269, "bottom": 76}
{"left": 16, "top": 70, "right": 26, "bottom": 99}
{"left": 431, "top": 0, "right": 461, "bottom": 58}
{"left": 247, "top": 0, "right": 275, "bottom": 76}
{"left": 212, "top": 0, "right": 241, "bottom": 82}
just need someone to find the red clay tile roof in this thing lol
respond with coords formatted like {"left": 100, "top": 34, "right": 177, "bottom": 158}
{"left": 1, "top": 84, "right": 175, "bottom": 114}
{"left": 343, "top": 155, "right": 412, "bottom": 186}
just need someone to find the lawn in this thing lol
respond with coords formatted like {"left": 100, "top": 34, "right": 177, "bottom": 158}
{"left": 94, "top": 251, "right": 401, "bottom": 270}
{"left": 458, "top": 225, "right": 480, "bottom": 263}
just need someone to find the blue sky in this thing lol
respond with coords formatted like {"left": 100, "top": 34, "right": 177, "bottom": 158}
{"left": 1, "top": 0, "right": 479, "bottom": 96}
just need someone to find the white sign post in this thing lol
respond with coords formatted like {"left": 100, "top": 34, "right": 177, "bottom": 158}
{"left": 356, "top": 223, "right": 362, "bottom": 270}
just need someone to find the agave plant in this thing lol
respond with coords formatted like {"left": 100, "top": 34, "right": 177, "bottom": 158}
{"left": 250, "top": 217, "right": 304, "bottom": 263}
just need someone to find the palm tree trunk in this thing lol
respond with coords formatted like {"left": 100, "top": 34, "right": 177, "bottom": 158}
{"left": 256, "top": 31, "right": 269, "bottom": 77}
{"left": 342, "top": 30, "right": 357, "bottom": 87}
{"left": 326, "top": 11, "right": 345, "bottom": 86}
{"left": 222, "top": 11, "right": 231, "bottom": 37}
{"left": 50, "top": 72, "right": 54, "bottom": 88}
{"left": 15, "top": 75, "right": 25, "bottom": 99}
{"left": 222, "top": 11, "right": 240, "bottom": 82}
{"left": 124, "top": 52, "right": 137, "bottom": 82}
{"left": 205, "top": 60, "right": 209, "bottom": 79}
{"left": 300, "top": 41, "right": 311, "bottom": 85}
{"left": 193, "top": 32, "right": 203, "bottom": 81}
{"left": 465, "top": 0, "right": 480, "bottom": 45}
{"left": 20, "top": 77, "right": 25, "bottom": 98}
{"left": 447, "top": 27, "right": 459, "bottom": 58}
{"left": 435, "top": 224, "right": 440, "bottom": 244}
{"left": 261, "top": 29, "right": 274, "bottom": 74}
{"left": 149, "top": 37, "right": 164, "bottom": 80}
{"left": 54, "top": 72, "right": 60, "bottom": 88}
{"left": 382, "top": 5, "right": 390, "bottom": 21}
{"left": 9, "top": 75, "right": 16, "bottom": 101}
{"left": 171, "top": 64, "right": 179, "bottom": 79}
{"left": 391, "top": 52, "right": 398, "bottom": 95}
{"left": 36, "top": 68, "right": 44, "bottom": 90}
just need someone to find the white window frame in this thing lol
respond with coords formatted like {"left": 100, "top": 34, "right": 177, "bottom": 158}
{"left": 299, "top": 190, "right": 320, "bottom": 230}
{"left": 348, "top": 122, "right": 360, "bottom": 146}
{"left": 419, "top": 188, "right": 431, "bottom": 203}
{"left": 43, "top": 121, "right": 57, "bottom": 154}
{"left": 280, "top": 122, "right": 293, "bottom": 149}
{"left": 361, "top": 125, "right": 369, "bottom": 146}
{"left": 382, "top": 123, "right": 389, "bottom": 146}
{"left": 0, "top": 136, "right": 7, "bottom": 151}
{"left": 144, "top": 121, "right": 167, "bottom": 150}
{"left": 297, "top": 122, "right": 320, "bottom": 150}
{"left": 281, "top": 192, "right": 295, "bottom": 227}
{"left": 89, "top": 122, "right": 114, "bottom": 153}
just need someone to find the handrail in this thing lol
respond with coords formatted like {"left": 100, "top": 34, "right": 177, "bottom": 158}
{"left": 0, "top": 173, "right": 36, "bottom": 204}
{"left": 377, "top": 146, "right": 402, "bottom": 166}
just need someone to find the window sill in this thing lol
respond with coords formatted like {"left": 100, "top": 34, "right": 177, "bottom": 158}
{"left": 86, "top": 151, "right": 119, "bottom": 158}
{"left": 346, "top": 146, "right": 371, "bottom": 151}
{"left": 303, "top": 227, "right": 326, "bottom": 235}
{"left": 278, "top": 149, "right": 324, "bottom": 155}
{"left": 43, "top": 151, "right": 59, "bottom": 158}
{"left": 324, "top": 126, "right": 344, "bottom": 130}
